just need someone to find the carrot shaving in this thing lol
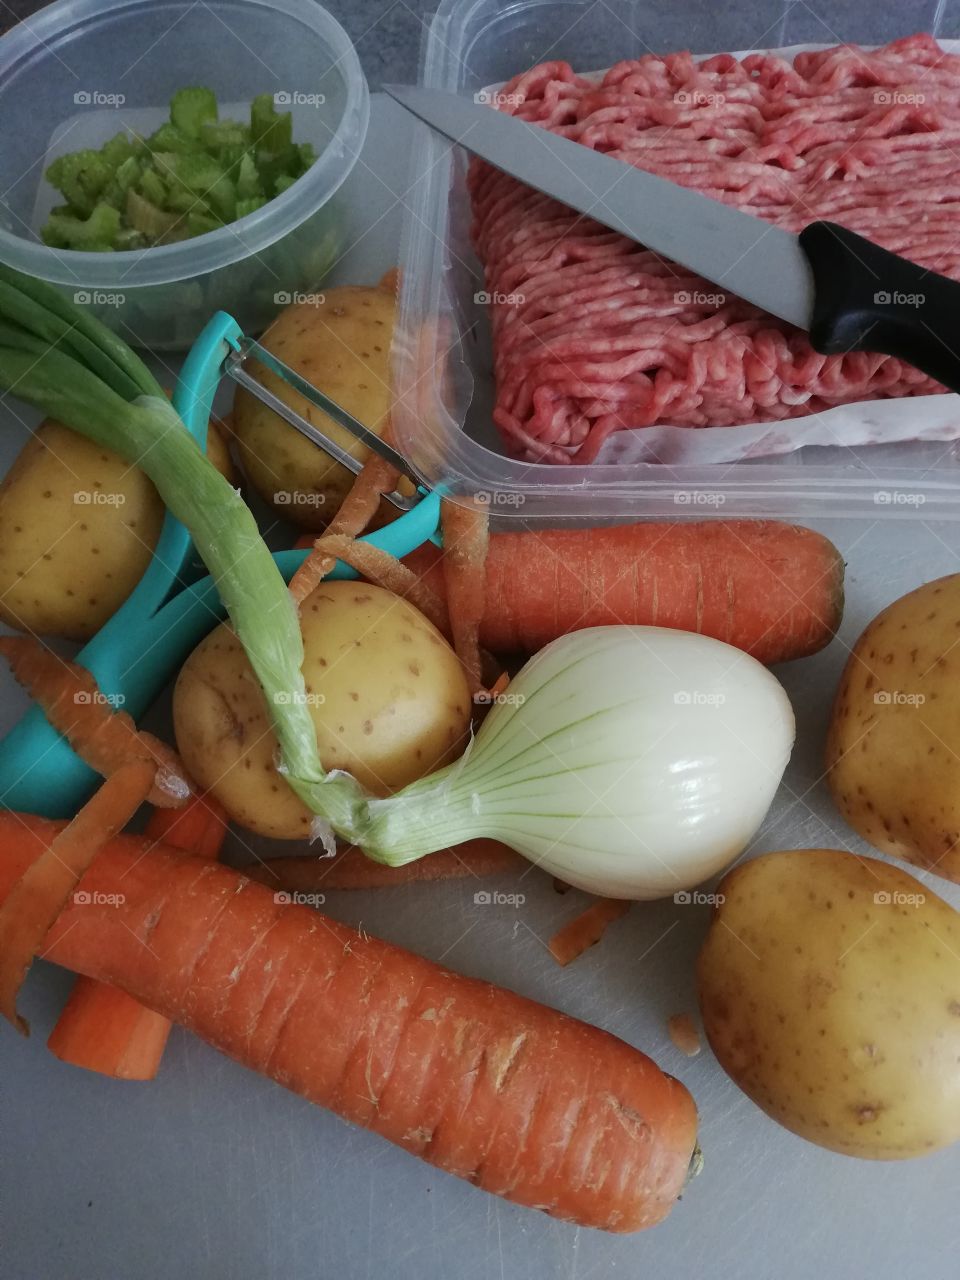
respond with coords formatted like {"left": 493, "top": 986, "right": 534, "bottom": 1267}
{"left": 289, "top": 452, "right": 400, "bottom": 603}
{"left": 246, "top": 839, "right": 524, "bottom": 892}
{"left": 548, "top": 898, "right": 632, "bottom": 966}
{"left": 306, "top": 534, "right": 450, "bottom": 634}
{"left": 667, "top": 1013, "right": 702, "bottom": 1057}
{"left": 0, "top": 637, "right": 191, "bottom": 807}
{"left": 440, "top": 499, "right": 490, "bottom": 694}
{"left": 0, "top": 760, "right": 155, "bottom": 1033}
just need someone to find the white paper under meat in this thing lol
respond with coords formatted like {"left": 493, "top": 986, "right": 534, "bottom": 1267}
{"left": 480, "top": 42, "right": 960, "bottom": 466}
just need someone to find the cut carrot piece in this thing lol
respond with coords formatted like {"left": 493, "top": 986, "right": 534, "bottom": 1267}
{"left": 548, "top": 898, "right": 632, "bottom": 967}
{"left": 403, "top": 520, "right": 845, "bottom": 664}
{"left": 2, "top": 832, "right": 698, "bottom": 1232}
{"left": 289, "top": 453, "right": 400, "bottom": 603}
{"left": 307, "top": 534, "right": 450, "bottom": 634}
{"left": 247, "top": 839, "right": 524, "bottom": 892}
{"left": 47, "top": 793, "right": 228, "bottom": 1078}
{"left": 0, "top": 760, "right": 155, "bottom": 1033}
{"left": 0, "top": 637, "right": 191, "bottom": 807}
{"left": 440, "top": 499, "right": 490, "bottom": 694}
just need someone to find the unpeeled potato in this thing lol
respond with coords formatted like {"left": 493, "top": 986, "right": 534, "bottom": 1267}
{"left": 0, "top": 417, "right": 234, "bottom": 641}
{"left": 826, "top": 575, "right": 960, "bottom": 884}
{"left": 233, "top": 278, "right": 399, "bottom": 530}
{"left": 172, "top": 581, "right": 471, "bottom": 839}
{"left": 698, "top": 849, "right": 960, "bottom": 1160}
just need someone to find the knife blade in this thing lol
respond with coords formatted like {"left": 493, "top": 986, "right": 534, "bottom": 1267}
{"left": 385, "top": 83, "right": 814, "bottom": 330}
{"left": 385, "top": 84, "right": 960, "bottom": 396}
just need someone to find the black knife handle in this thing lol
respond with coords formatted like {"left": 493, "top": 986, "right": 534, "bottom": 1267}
{"left": 799, "top": 220, "right": 960, "bottom": 393}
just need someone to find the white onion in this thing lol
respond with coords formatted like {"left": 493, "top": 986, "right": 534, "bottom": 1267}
{"left": 361, "top": 626, "right": 795, "bottom": 900}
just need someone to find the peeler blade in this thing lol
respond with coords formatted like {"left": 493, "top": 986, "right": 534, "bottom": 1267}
{"left": 225, "top": 338, "right": 423, "bottom": 511}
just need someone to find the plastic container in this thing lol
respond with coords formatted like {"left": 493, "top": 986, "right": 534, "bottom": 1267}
{"left": 394, "top": 0, "right": 960, "bottom": 520}
{"left": 0, "top": 0, "right": 369, "bottom": 349}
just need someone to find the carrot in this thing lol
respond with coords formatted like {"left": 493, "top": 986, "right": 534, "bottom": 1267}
{"left": 0, "top": 636, "right": 191, "bottom": 806}
{"left": 2, "top": 830, "right": 698, "bottom": 1232}
{"left": 440, "top": 499, "right": 490, "bottom": 694}
{"left": 47, "top": 793, "right": 228, "bottom": 1079}
{"left": 403, "top": 519, "right": 844, "bottom": 664}
{"left": 0, "top": 761, "right": 155, "bottom": 1033}
{"left": 310, "top": 534, "right": 450, "bottom": 634}
{"left": 289, "top": 453, "right": 401, "bottom": 603}
{"left": 247, "top": 839, "right": 524, "bottom": 892}
{"left": 548, "top": 899, "right": 632, "bottom": 967}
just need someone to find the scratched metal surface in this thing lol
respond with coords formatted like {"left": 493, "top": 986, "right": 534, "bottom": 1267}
{"left": 2, "top": 91, "right": 960, "bottom": 1280}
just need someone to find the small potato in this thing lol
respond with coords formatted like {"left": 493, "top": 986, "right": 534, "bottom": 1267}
{"left": 233, "top": 281, "right": 398, "bottom": 530}
{"left": 173, "top": 581, "right": 471, "bottom": 839}
{"left": 698, "top": 849, "right": 960, "bottom": 1159}
{"left": 0, "top": 417, "right": 235, "bottom": 641}
{"left": 827, "top": 575, "right": 960, "bottom": 883}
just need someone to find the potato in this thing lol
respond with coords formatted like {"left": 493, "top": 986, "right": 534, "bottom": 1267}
{"left": 173, "top": 581, "right": 471, "bottom": 839}
{"left": 233, "top": 281, "right": 397, "bottom": 530}
{"left": 826, "top": 575, "right": 960, "bottom": 884}
{"left": 0, "top": 417, "right": 235, "bottom": 641}
{"left": 698, "top": 849, "right": 960, "bottom": 1159}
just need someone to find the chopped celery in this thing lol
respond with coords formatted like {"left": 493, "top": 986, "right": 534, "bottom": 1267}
{"left": 170, "top": 86, "right": 218, "bottom": 139}
{"left": 40, "top": 86, "right": 318, "bottom": 250}
{"left": 41, "top": 202, "right": 121, "bottom": 251}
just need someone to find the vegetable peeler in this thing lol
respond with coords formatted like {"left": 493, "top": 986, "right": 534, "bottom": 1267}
{"left": 0, "top": 310, "right": 442, "bottom": 819}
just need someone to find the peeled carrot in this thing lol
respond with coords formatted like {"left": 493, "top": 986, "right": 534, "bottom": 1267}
{"left": 247, "top": 839, "right": 524, "bottom": 892}
{"left": 404, "top": 520, "right": 844, "bottom": 664}
{"left": 47, "top": 793, "right": 228, "bottom": 1079}
{"left": 548, "top": 899, "right": 632, "bottom": 967}
{"left": 440, "top": 499, "right": 490, "bottom": 694}
{"left": 3, "top": 829, "right": 698, "bottom": 1232}
{"left": 0, "top": 637, "right": 191, "bottom": 806}
{"left": 0, "top": 761, "right": 155, "bottom": 1033}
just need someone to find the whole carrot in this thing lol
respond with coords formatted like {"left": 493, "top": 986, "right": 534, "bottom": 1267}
{"left": 4, "top": 828, "right": 698, "bottom": 1232}
{"left": 404, "top": 520, "right": 843, "bottom": 664}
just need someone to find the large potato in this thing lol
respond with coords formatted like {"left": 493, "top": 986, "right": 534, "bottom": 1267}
{"left": 826, "top": 575, "right": 960, "bottom": 884}
{"left": 233, "top": 280, "right": 398, "bottom": 529}
{"left": 0, "top": 418, "right": 234, "bottom": 641}
{"left": 173, "top": 581, "right": 471, "bottom": 839}
{"left": 698, "top": 849, "right": 960, "bottom": 1159}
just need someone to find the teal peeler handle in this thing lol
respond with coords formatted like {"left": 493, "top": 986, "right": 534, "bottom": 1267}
{"left": 0, "top": 312, "right": 441, "bottom": 818}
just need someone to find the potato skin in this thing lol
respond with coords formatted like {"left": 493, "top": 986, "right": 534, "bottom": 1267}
{"left": 233, "top": 285, "right": 396, "bottom": 530}
{"left": 0, "top": 417, "right": 235, "bottom": 641}
{"left": 173, "top": 581, "right": 471, "bottom": 839}
{"left": 826, "top": 575, "right": 960, "bottom": 883}
{"left": 698, "top": 849, "right": 960, "bottom": 1159}
{"left": 0, "top": 420, "right": 164, "bottom": 640}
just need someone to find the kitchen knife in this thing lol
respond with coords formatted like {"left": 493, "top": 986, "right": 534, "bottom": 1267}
{"left": 386, "top": 84, "right": 960, "bottom": 394}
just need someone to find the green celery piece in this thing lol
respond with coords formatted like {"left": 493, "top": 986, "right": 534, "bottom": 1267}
{"left": 126, "top": 188, "right": 181, "bottom": 241}
{"left": 256, "top": 145, "right": 299, "bottom": 195}
{"left": 114, "top": 155, "right": 142, "bottom": 193}
{"left": 235, "top": 196, "right": 266, "bottom": 219}
{"left": 44, "top": 150, "right": 113, "bottom": 217}
{"left": 41, "top": 202, "right": 121, "bottom": 251}
{"left": 138, "top": 165, "right": 168, "bottom": 208}
{"left": 186, "top": 211, "right": 223, "bottom": 237}
{"left": 158, "top": 151, "right": 234, "bottom": 220}
{"left": 273, "top": 172, "right": 296, "bottom": 196}
{"left": 114, "top": 227, "right": 147, "bottom": 251}
{"left": 217, "top": 142, "right": 249, "bottom": 174}
{"left": 296, "top": 141, "right": 317, "bottom": 173}
{"left": 101, "top": 132, "right": 138, "bottom": 171}
{"left": 201, "top": 118, "right": 249, "bottom": 150}
{"left": 146, "top": 122, "right": 199, "bottom": 156}
{"left": 236, "top": 151, "right": 263, "bottom": 200}
{"left": 170, "top": 86, "right": 218, "bottom": 139}
{"left": 166, "top": 188, "right": 209, "bottom": 216}
{"left": 250, "top": 93, "right": 293, "bottom": 151}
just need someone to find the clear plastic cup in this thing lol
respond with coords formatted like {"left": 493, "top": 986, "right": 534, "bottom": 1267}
{"left": 0, "top": 0, "right": 369, "bottom": 349}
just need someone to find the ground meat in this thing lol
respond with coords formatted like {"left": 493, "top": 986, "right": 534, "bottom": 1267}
{"left": 469, "top": 33, "right": 960, "bottom": 462}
